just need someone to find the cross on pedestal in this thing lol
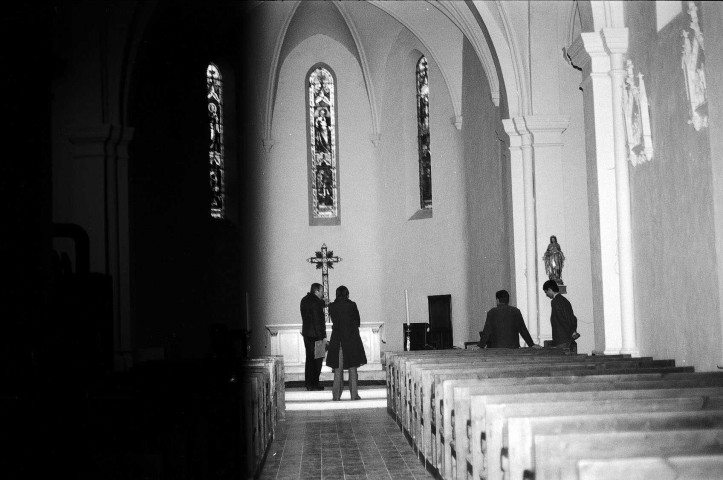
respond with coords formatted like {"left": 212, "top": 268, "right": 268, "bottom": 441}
{"left": 307, "top": 243, "right": 342, "bottom": 323}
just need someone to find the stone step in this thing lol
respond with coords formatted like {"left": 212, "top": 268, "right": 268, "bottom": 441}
{"left": 285, "top": 387, "right": 387, "bottom": 411}
{"left": 284, "top": 369, "right": 386, "bottom": 383}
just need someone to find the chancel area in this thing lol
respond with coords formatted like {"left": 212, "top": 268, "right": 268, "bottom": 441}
{"left": 4, "top": 1, "right": 723, "bottom": 479}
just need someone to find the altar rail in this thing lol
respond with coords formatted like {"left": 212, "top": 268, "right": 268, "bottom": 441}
{"left": 265, "top": 322, "right": 384, "bottom": 376}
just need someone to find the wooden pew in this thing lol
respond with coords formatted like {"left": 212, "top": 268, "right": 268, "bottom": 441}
{"left": 432, "top": 368, "right": 697, "bottom": 475}
{"left": 406, "top": 356, "right": 598, "bottom": 433}
{"left": 576, "top": 454, "right": 723, "bottom": 480}
{"left": 240, "top": 356, "right": 286, "bottom": 424}
{"left": 240, "top": 356, "right": 284, "bottom": 479}
{"left": 465, "top": 385, "right": 723, "bottom": 480}
{"left": 385, "top": 350, "right": 528, "bottom": 418}
{"left": 385, "top": 349, "right": 568, "bottom": 419}
{"left": 401, "top": 353, "right": 649, "bottom": 433}
{"left": 404, "top": 352, "right": 668, "bottom": 425}
{"left": 420, "top": 358, "right": 684, "bottom": 451}
{"left": 504, "top": 405, "right": 723, "bottom": 480}
{"left": 410, "top": 354, "right": 639, "bottom": 426}
{"left": 430, "top": 359, "right": 686, "bottom": 475}
{"left": 384, "top": 350, "right": 723, "bottom": 480}
{"left": 534, "top": 429, "right": 723, "bottom": 480}
{"left": 240, "top": 365, "right": 271, "bottom": 478}
{"left": 393, "top": 352, "right": 683, "bottom": 470}
{"left": 416, "top": 363, "right": 689, "bottom": 468}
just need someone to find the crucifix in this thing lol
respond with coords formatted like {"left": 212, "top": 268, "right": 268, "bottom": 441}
{"left": 307, "top": 243, "right": 342, "bottom": 323}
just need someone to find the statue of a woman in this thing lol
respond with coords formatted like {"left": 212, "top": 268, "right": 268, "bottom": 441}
{"left": 543, "top": 235, "right": 565, "bottom": 284}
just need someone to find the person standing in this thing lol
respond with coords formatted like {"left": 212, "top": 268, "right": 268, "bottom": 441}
{"left": 327, "top": 285, "right": 367, "bottom": 401}
{"left": 542, "top": 279, "right": 579, "bottom": 351}
{"left": 300, "top": 283, "right": 326, "bottom": 391}
{"left": 479, "top": 290, "right": 539, "bottom": 349}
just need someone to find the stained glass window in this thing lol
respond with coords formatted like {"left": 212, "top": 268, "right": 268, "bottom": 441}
{"left": 416, "top": 56, "right": 432, "bottom": 210}
{"left": 207, "top": 63, "right": 224, "bottom": 219}
{"left": 308, "top": 66, "right": 339, "bottom": 222}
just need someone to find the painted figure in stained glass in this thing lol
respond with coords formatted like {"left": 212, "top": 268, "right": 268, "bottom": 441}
{"left": 316, "top": 160, "right": 334, "bottom": 207}
{"left": 416, "top": 56, "right": 432, "bottom": 210}
{"left": 315, "top": 108, "right": 332, "bottom": 154}
{"left": 207, "top": 63, "right": 224, "bottom": 218}
{"left": 308, "top": 67, "right": 338, "bottom": 220}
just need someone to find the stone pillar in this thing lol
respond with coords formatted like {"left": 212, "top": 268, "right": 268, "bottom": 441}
{"left": 504, "top": 116, "right": 570, "bottom": 343}
{"left": 568, "top": 32, "right": 624, "bottom": 355}
{"left": 503, "top": 120, "right": 538, "bottom": 341}
{"left": 69, "top": 124, "right": 134, "bottom": 370}
{"left": 603, "top": 27, "right": 639, "bottom": 356}
{"left": 522, "top": 116, "right": 570, "bottom": 343}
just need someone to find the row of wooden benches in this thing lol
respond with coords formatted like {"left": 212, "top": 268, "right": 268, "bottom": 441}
{"left": 240, "top": 356, "right": 285, "bottom": 479}
{"left": 384, "top": 348, "right": 723, "bottom": 480}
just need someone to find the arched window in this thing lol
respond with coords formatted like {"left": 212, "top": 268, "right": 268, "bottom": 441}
{"left": 416, "top": 56, "right": 432, "bottom": 210}
{"left": 207, "top": 63, "right": 224, "bottom": 219}
{"left": 307, "top": 65, "right": 340, "bottom": 226}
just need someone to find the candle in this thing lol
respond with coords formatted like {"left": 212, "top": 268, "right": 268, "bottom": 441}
{"left": 246, "top": 292, "right": 250, "bottom": 331}
{"left": 405, "top": 289, "right": 410, "bottom": 325}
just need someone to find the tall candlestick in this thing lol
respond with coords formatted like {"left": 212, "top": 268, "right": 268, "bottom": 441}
{"left": 405, "top": 289, "right": 410, "bottom": 325}
{"left": 246, "top": 292, "right": 250, "bottom": 331}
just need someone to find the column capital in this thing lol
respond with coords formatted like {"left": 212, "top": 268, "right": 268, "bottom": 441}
{"left": 500, "top": 120, "right": 522, "bottom": 149}
{"left": 503, "top": 117, "right": 533, "bottom": 140}
{"left": 262, "top": 137, "right": 275, "bottom": 153}
{"left": 601, "top": 27, "right": 629, "bottom": 56}
{"left": 502, "top": 118, "right": 520, "bottom": 137}
{"left": 570, "top": 32, "right": 613, "bottom": 77}
{"left": 521, "top": 115, "right": 570, "bottom": 146}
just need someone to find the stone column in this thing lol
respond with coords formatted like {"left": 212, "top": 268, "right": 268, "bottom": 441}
{"left": 522, "top": 116, "right": 570, "bottom": 343}
{"left": 69, "top": 124, "right": 134, "bottom": 370}
{"left": 504, "top": 116, "right": 570, "bottom": 343}
{"left": 503, "top": 120, "right": 537, "bottom": 341}
{"left": 603, "top": 27, "right": 639, "bottom": 356}
{"left": 567, "top": 32, "right": 623, "bottom": 355}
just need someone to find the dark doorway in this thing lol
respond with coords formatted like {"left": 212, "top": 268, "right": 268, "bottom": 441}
{"left": 427, "top": 294, "right": 452, "bottom": 349}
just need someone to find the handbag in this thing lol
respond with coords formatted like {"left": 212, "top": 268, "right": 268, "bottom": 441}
{"left": 314, "top": 338, "right": 327, "bottom": 359}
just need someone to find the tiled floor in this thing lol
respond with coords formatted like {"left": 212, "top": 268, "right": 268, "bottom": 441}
{"left": 258, "top": 408, "right": 434, "bottom": 480}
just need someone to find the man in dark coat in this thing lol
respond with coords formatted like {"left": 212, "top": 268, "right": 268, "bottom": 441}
{"left": 542, "top": 279, "right": 579, "bottom": 351}
{"left": 300, "top": 283, "right": 326, "bottom": 391}
{"left": 327, "top": 285, "right": 367, "bottom": 401}
{"left": 479, "top": 290, "right": 539, "bottom": 349}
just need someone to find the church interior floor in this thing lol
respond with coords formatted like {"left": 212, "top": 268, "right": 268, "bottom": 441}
{"left": 258, "top": 408, "right": 434, "bottom": 480}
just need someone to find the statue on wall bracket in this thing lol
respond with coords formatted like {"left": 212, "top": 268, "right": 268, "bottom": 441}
{"left": 543, "top": 235, "right": 567, "bottom": 294}
{"left": 681, "top": 0, "right": 708, "bottom": 131}
{"left": 623, "top": 60, "right": 653, "bottom": 167}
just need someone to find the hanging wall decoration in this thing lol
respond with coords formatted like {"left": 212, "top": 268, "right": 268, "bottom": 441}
{"left": 681, "top": 1, "right": 708, "bottom": 131}
{"left": 623, "top": 60, "right": 653, "bottom": 166}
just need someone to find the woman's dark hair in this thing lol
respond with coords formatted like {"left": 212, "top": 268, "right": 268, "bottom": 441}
{"left": 335, "top": 285, "right": 349, "bottom": 299}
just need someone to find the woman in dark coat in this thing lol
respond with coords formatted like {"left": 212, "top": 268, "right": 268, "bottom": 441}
{"left": 327, "top": 285, "right": 367, "bottom": 400}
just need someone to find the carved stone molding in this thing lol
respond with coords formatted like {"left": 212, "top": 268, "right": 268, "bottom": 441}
{"left": 450, "top": 115, "right": 463, "bottom": 130}
{"left": 369, "top": 133, "right": 381, "bottom": 148}
{"left": 520, "top": 115, "right": 570, "bottom": 147}
{"left": 601, "top": 27, "right": 629, "bottom": 56}
{"left": 262, "top": 137, "right": 275, "bottom": 153}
